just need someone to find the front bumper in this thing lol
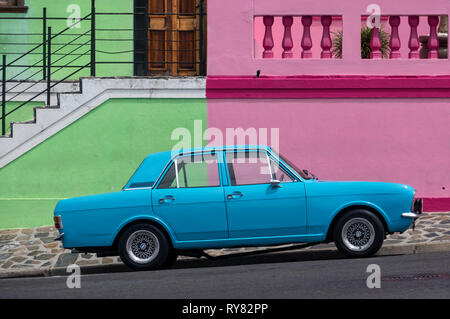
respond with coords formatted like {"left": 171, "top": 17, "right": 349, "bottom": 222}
{"left": 401, "top": 198, "right": 423, "bottom": 229}
{"left": 401, "top": 212, "right": 420, "bottom": 218}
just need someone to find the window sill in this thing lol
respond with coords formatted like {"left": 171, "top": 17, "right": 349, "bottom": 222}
{"left": 0, "top": 6, "right": 28, "bottom": 13}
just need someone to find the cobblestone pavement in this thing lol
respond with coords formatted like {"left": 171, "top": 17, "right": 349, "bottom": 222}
{"left": 0, "top": 213, "right": 449, "bottom": 272}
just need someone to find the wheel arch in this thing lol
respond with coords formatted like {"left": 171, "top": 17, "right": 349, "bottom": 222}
{"left": 325, "top": 204, "right": 390, "bottom": 243}
{"left": 112, "top": 217, "right": 176, "bottom": 249}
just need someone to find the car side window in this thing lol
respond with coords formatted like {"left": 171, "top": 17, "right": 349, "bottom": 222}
{"left": 157, "top": 152, "right": 221, "bottom": 189}
{"left": 226, "top": 151, "right": 295, "bottom": 186}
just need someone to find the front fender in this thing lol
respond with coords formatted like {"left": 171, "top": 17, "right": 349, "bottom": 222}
{"left": 306, "top": 195, "right": 396, "bottom": 240}
{"left": 326, "top": 201, "right": 391, "bottom": 234}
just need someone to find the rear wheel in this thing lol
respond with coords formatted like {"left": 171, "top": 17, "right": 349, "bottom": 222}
{"left": 118, "top": 224, "right": 169, "bottom": 271}
{"left": 333, "top": 209, "right": 385, "bottom": 258}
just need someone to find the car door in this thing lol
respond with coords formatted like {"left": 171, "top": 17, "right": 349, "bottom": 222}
{"left": 151, "top": 151, "right": 228, "bottom": 241}
{"left": 223, "top": 149, "right": 307, "bottom": 238}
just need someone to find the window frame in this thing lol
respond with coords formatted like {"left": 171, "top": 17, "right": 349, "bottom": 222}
{"left": 0, "top": 0, "right": 28, "bottom": 13}
{"left": 224, "top": 149, "right": 300, "bottom": 187}
{"left": 156, "top": 151, "right": 222, "bottom": 189}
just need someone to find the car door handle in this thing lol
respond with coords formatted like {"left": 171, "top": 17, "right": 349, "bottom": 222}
{"left": 227, "top": 192, "right": 243, "bottom": 200}
{"left": 159, "top": 195, "right": 175, "bottom": 204}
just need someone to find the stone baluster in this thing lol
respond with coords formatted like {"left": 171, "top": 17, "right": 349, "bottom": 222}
{"left": 408, "top": 16, "right": 420, "bottom": 59}
{"left": 282, "top": 16, "right": 294, "bottom": 58}
{"left": 370, "top": 27, "right": 382, "bottom": 59}
{"left": 320, "top": 16, "right": 333, "bottom": 59}
{"left": 262, "top": 16, "right": 274, "bottom": 59}
{"left": 389, "top": 16, "right": 401, "bottom": 59}
{"left": 427, "top": 16, "right": 439, "bottom": 59}
{"left": 301, "top": 16, "right": 313, "bottom": 59}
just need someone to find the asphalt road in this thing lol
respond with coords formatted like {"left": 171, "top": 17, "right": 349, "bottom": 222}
{"left": 0, "top": 251, "right": 449, "bottom": 299}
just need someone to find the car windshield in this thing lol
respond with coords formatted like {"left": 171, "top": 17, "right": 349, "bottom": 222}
{"left": 277, "top": 152, "right": 315, "bottom": 180}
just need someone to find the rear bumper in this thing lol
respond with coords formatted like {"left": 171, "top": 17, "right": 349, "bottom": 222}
{"left": 54, "top": 232, "right": 64, "bottom": 241}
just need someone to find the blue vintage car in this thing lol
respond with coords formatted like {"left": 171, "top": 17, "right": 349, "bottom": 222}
{"left": 53, "top": 145, "right": 422, "bottom": 270}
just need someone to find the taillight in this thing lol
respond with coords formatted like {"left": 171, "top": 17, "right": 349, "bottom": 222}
{"left": 54, "top": 215, "right": 63, "bottom": 229}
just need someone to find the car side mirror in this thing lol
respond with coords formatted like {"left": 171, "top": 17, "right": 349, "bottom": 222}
{"left": 270, "top": 179, "right": 282, "bottom": 187}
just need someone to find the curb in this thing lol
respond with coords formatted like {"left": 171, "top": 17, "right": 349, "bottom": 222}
{"left": 1, "top": 241, "right": 450, "bottom": 280}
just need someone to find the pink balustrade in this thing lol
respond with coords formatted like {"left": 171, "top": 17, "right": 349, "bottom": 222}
{"left": 254, "top": 15, "right": 448, "bottom": 60}
{"left": 255, "top": 16, "right": 343, "bottom": 59}
{"left": 408, "top": 16, "right": 421, "bottom": 59}
{"left": 281, "top": 16, "right": 294, "bottom": 58}
{"left": 208, "top": 0, "right": 450, "bottom": 75}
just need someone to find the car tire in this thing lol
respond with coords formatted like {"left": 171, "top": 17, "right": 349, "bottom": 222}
{"left": 118, "top": 223, "right": 170, "bottom": 271}
{"left": 161, "top": 250, "right": 178, "bottom": 269}
{"left": 333, "top": 209, "right": 385, "bottom": 258}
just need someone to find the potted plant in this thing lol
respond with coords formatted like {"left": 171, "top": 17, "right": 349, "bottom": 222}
{"left": 331, "top": 27, "right": 391, "bottom": 59}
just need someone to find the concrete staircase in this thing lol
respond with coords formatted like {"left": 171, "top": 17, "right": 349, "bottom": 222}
{"left": 0, "top": 77, "right": 206, "bottom": 168}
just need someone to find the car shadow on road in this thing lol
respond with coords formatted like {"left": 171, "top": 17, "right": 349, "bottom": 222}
{"left": 173, "top": 248, "right": 346, "bottom": 270}
{"left": 78, "top": 245, "right": 406, "bottom": 276}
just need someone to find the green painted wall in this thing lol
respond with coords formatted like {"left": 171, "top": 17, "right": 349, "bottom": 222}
{"left": 0, "top": 0, "right": 133, "bottom": 80}
{"left": 0, "top": 98, "right": 207, "bottom": 229}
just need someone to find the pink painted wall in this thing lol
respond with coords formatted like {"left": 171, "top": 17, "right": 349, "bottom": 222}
{"left": 206, "top": 0, "right": 450, "bottom": 204}
{"left": 207, "top": 99, "right": 450, "bottom": 198}
{"left": 208, "top": 0, "right": 450, "bottom": 76}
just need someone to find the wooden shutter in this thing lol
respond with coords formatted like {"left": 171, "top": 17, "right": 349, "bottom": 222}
{"left": 148, "top": 0, "right": 205, "bottom": 75}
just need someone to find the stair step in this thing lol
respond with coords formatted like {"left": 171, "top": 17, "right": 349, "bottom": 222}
{"left": 0, "top": 106, "right": 60, "bottom": 139}
{"left": 10, "top": 122, "right": 43, "bottom": 141}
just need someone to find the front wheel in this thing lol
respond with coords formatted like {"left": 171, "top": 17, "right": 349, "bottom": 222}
{"left": 333, "top": 209, "right": 385, "bottom": 258}
{"left": 118, "top": 224, "right": 170, "bottom": 271}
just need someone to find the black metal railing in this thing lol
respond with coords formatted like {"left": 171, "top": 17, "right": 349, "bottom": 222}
{"left": 0, "top": 0, "right": 207, "bottom": 136}
{"left": 0, "top": 9, "right": 92, "bottom": 136}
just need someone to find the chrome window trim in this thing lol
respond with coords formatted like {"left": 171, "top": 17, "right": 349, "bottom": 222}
{"left": 266, "top": 153, "right": 274, "bottom": 178}
{"left": 266, "top": 152, "right": 303, "bottom": 182}
{"left": 123, "top": 186, "right": 153, "bottom": 191}
{"left": 149, "top": 147, "right": 304, "bottom": 190}
{"left": 174, "top": 158, "right": 180, "bottom": 188}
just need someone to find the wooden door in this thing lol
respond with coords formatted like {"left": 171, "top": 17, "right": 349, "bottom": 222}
{"left": 148, "top": 0, "right": 206, "bottom": 76}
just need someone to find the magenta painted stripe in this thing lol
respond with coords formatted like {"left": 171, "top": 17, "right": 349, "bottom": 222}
{"left": 422, "top": 198, "right": 450, "bottom": 212}
{"left": 206, "top": 76, "right": 450, "bottom": 99}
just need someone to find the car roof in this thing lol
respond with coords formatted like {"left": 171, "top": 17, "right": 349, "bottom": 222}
{"left": 123, "top": 145, "right": 273, "bottom": 189}
{"left": 144, "top": 145, "right": 272, "bottom": 161}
